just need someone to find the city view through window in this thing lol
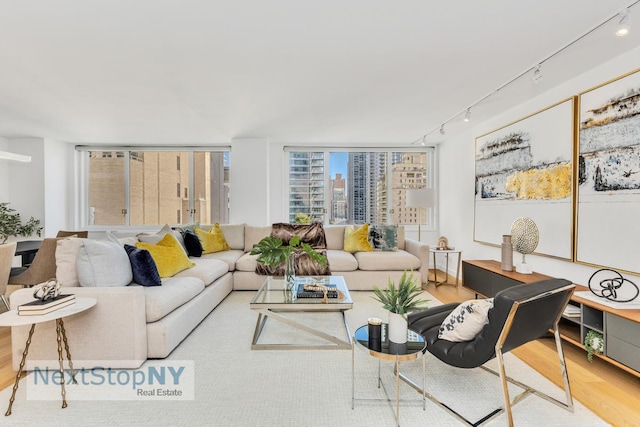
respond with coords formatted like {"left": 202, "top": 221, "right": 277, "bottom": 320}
{"left": 87, "top": 150, "right": 229, "bottom": 226}
{"left": 289, "top": 151, "right": 432, "bottom": 226}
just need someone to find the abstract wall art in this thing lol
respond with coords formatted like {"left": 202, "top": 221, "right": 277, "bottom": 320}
{"left": 576, "top": 68, "right": 640, "bottom": 274}
{"left": 474, "top": 97, "right": 575, "bottom": 260}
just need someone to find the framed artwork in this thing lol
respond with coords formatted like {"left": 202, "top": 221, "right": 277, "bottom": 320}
{"left": 576, "top": 68, "right": 640, "bottom": 274}
{"left": 474, "top": 97, "right": 575, "bottom": 260}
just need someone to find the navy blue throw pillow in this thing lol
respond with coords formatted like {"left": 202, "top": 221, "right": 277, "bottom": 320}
{"left": 124, "top": 244, "right": 162, "bottom": 286}
{"left": 182, "top": 230, "right": 203, "bottom": 257}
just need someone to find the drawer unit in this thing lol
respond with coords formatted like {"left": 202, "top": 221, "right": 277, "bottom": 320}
{"left": 607, "top": 335, "right": 640, "bottom": 372}
{"left": 607, "top": 313, "right": 640, "bottom": 346}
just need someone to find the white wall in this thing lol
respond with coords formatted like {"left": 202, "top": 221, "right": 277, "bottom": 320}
{"left": 439, "top": 46, "right": 640, "bottom": 286}
{"left": 229, "top": 138, "right": 271, "bottom": 225}
{"left": 43, "top": 139, "right": 72, "bottom": 236}
{"left": 0, "top": 137, "right": 9, "bottom": 203}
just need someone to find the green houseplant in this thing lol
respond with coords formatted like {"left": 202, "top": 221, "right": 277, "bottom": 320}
{"left": 584, "top": 330, "right": 604, "bottom": 362}
{"left": 372, "top": 270, "right": 428, "bottom": 343}
{"left": 0, "top": 202, "right": 43, "bottom": 244}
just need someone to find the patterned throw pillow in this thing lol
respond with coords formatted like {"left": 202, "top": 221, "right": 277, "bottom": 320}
{"left": 438, "top": 299, "right": 494, "bottom": 342}
{"left": 343, "top": 224, "right": 373, "bottom": 253}
{"left": 136, "top": 233, "right": 195, "bottom": 278}
{"left": 369, "top": 224, "right": 398, "bottom": 251}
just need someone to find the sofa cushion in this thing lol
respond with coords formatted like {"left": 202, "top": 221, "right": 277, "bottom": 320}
{"left": 124, "top": 245, "right": 162, "bottom": 286}
{"left": 244, "top": 225, "right": 272, "bottom": 252}
{"left": 137, "top": 224, "right": 188, "bottom": 256}
{"left": 182, "top": 230, "right": 203, "bottom": 257}
{"left": 55, "top": 238, "right": 88, "bottom": 287}
{"left": 219, "top": 224, "right": 245, "bottom": 250}
{"left": 369, "top": 224, "right": 398, "bottom": 251}
{"left": 172, "top": 258, "right": 228, "bottom": 287}
{"left": 326, "top": 249, "right": 358, "bottom": 272}
{"left": 136, "top": 233, "right": 195, "bottom": 278}
{"left": 344, "top": 224, "right": 373, "bottom": 253}
{"left": 200, "top": 249, "right": 245, "bottom": 271}
{"left": 235, "top": 253, "right": 259, "bottom": 272}
{"left": 355, "top": 250, "right": 420, "bottom": 271}
{"left": 77, "top": 240, "right": 133, "bottom": 287}
{"left": 324, "top": 225, "right": 345, "bottom": 250}
{"left": 195, "top": 224, "right": 231, "bottom": 254}
{"left": 142, "top": 276, "right": 205, "bottom": 323}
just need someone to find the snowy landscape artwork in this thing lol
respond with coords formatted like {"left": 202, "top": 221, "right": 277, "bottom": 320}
{"left": 576, "top": 69, "right": 640, "bottom": 274}
{"left": 474, "top": 98, "right": 574, "bottom": 260}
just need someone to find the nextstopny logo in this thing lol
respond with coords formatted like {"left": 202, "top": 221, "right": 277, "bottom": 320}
{"left": 26, "top": 360, "right": 195, "bottom": 401}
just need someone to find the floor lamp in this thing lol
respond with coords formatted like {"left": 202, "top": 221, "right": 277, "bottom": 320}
{"left": 405, "top": 188, "right": 434, "bottom": 242}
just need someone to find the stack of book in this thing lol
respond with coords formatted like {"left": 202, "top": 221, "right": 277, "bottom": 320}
{"left": 562, "top": 304, "right": 581, "bottom": 318}
{"left": 296, "top": 282, "right": 338, "bottom": 299}
{"left": 18, "top": 294, "right": 76, "bottom": 316}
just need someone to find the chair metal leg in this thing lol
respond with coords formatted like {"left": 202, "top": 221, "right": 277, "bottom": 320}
{"left": 0, "top": 295, "right": 9, "bottom": 311}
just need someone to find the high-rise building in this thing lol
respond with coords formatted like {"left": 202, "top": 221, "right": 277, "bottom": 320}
{"left": 288, "top": 152, "right": 325, "bottom": 223}
{"left": 330, "top": 173, "right": 346, "bottom": 223}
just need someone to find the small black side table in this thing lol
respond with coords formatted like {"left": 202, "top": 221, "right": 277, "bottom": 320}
{"left": 352, "top": 323, "right": 426, "bottom": 426}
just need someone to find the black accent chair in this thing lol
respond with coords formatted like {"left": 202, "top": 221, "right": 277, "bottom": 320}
{"left": 406, "top": 278, "right": 576, "bottom": 426}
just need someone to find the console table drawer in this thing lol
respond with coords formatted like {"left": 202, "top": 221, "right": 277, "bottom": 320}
{"left": 607, "top": 335, "right": 640, "bottom": 372}
{"left": 607, "top": 313, "right": 640, "bottom": 347}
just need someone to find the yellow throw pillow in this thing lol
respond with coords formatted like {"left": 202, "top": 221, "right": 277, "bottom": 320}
{"left": 136, "top": 233, "right": 195, "bottom": 277}
{"left": 344, "top": 224, "right": 373, "bottom": 253}
{"left": 195, "top": 223, "right": 231, "bottom": 254}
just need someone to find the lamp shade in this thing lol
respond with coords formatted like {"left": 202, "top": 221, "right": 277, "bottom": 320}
{"left": 405, "top": 188, "right": 434, "bottom": 208}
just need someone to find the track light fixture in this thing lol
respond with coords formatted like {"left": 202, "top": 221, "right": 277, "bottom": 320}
{"left": 420, "top": 136, "right": 426, "bottom": 146}
{"left": 532, "top": 64, "right": 543, "bottom": 83}
{"left": 616, "top": 9, "right": 630, "bottom": 37}
{"left": 464, "top": 108, "right": 471, "bottom": 122}
{"left": 439, "top": 124, "right": 445, "bottom": 135}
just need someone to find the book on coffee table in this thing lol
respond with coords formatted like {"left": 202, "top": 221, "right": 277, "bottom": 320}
{"left": 296, "top": 283, "right": 338, "bottom": 299}
{"left": 18, "top": 294, "right": 76, "bottom": 316}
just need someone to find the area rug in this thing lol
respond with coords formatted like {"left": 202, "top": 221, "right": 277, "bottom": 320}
{"left": 0, "top": 290, "right": 609, "bottom": 426}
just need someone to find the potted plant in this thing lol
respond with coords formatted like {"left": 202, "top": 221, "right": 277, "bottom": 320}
{"left": 250, "top": 235, "right": 327, "bottom": 289}
{"left": 0, "top": 202, "right": 43, "bottom": 244}
{"left": 372, "top": 270, "right": 428, "bottom": 343}
{"left": 584, "top": 330, "right": 604, "bottom": 362}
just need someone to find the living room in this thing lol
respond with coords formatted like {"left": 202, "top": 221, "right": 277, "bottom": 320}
{"left": 1, "top": 2, "right": 640, "bottom": 426}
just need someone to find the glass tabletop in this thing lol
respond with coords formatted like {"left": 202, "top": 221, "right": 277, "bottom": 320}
{"left": 354, "top": 324, "right": 426, "bottom": 361}
{"left": 250, "top": 275, "right": 353, "bottom": 306}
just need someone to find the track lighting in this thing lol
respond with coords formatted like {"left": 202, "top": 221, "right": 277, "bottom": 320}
{"left": 532, "top": 64, "right": 542, "bottom": 83}
{"left": 439, "top": 124, "right": 445, "bottom": 135}
{"left": 464, "top": 108, "right": 471, "bottom": 122}
{"left": 420, "top": 136, "right": 426, "bottom": 146}
{"left": 616, "top": 9, "right": 630, "bottom": 37}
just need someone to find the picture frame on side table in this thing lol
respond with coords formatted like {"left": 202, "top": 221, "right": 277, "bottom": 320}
{"left": 474, "top": 97, "right": 575, "bottom": 260}
{"left": 576, "top": 68, "right": 640, "bottom": 275}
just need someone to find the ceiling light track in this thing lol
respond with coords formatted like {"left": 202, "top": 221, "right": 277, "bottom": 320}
{"left": 412, "top": 0, "right": 639, "bottom": 145}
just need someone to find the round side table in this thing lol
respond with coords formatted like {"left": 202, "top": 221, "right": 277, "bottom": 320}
{"left": 352, "top": 323, "right": 426, "bottom": 426}
{"left": 0, "top": 297, "right": 97, "bottom": 416}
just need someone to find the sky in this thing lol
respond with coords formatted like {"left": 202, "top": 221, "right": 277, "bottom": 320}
{"left": 330, "top": 152, "right": 347, "bottom": 179}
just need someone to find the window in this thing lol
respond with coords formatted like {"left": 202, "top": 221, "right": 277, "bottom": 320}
{"left": 287, "top": 149, "right": 435, "bottom": 228}
{"left": 83, "top": 149, "right": 230, "bottom": 227}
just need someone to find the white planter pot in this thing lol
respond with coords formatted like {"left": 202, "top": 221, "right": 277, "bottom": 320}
{"left": 388, "top": 312, "right": 408, "bottom": 344}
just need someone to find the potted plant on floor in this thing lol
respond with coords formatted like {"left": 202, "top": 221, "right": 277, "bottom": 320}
{"left": 372, "top": 270, "right": 428, "bottom": 344}
{"left": 0, "top": 202, "right": 43, "bottom": 244}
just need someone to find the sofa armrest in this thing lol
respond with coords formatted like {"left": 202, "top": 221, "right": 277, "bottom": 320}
{"left": 404, "top": 238, "right": 430, "bottom": 284}
{"left": 10, "top": 286, "right": 148, "bottom": 370}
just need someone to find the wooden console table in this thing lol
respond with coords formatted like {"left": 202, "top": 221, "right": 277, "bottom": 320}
{"left": 462, "top": 260, "right": 640, "bottom": 378}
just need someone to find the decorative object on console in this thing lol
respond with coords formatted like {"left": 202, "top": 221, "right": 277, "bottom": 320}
{"left": 510, "top": 217, "right": 539, "bottom": 274}
{"left": 0, "top": 202, "right": 43, "bottom": 244}
{"left": 372, "top": 270, "right": 428, "bottom": 344}
{"left": 500, "top": 234, "right": 513, "bottom": 271}
{"left": 588, "top": 268, "right": 639, "bottom": 303}
{"left": 405, "top": 188, "right": 435, "bottom": 242}
{"left": 584, "top": 330, "right": 604, "bottom": 362}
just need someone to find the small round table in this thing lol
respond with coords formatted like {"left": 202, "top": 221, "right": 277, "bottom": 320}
{"left": 0, "top": 297, "right": 97, "bottom": 416}
{"left": 352, "top": 323, "right": 426, "bottom": 427}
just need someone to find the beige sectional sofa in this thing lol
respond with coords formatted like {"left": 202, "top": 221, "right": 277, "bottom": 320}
{"left": 10, "top": 223, "right": 429, "bottom": 370}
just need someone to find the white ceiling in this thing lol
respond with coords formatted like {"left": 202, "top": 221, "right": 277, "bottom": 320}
{"left": 0, "top": 0, "right": 638, "bottom": 146}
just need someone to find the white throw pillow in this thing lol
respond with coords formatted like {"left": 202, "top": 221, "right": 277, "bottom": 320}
{"left": 438, "top": 299, "right": 494, "bottom": 342}
{"left": 55, "top": 238, "right": 87, "bottom": 287}
{"left": 137, "top": 224, "right": 188, "bottom": 255}
{"left": 76, "top": 240, "right": 133, "bottom": 287}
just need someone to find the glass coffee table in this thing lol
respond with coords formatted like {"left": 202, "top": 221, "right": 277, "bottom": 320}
{"left": 249, "top": 275, "right": 353, "bottom": 350}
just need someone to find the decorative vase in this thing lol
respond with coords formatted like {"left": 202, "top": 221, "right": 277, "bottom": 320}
{"left": 388, "top": 312, "right": 408, "bottom": 344}
{"left": 284, "top": 254, "right": 296, "bottom": 291}
{"left": 501, "top": 234, "right": 513, "bottom": 271}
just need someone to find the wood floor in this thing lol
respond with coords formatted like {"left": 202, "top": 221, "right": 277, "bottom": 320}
{"left": 1, "top": 281, "right": 640, "bottom": 425}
